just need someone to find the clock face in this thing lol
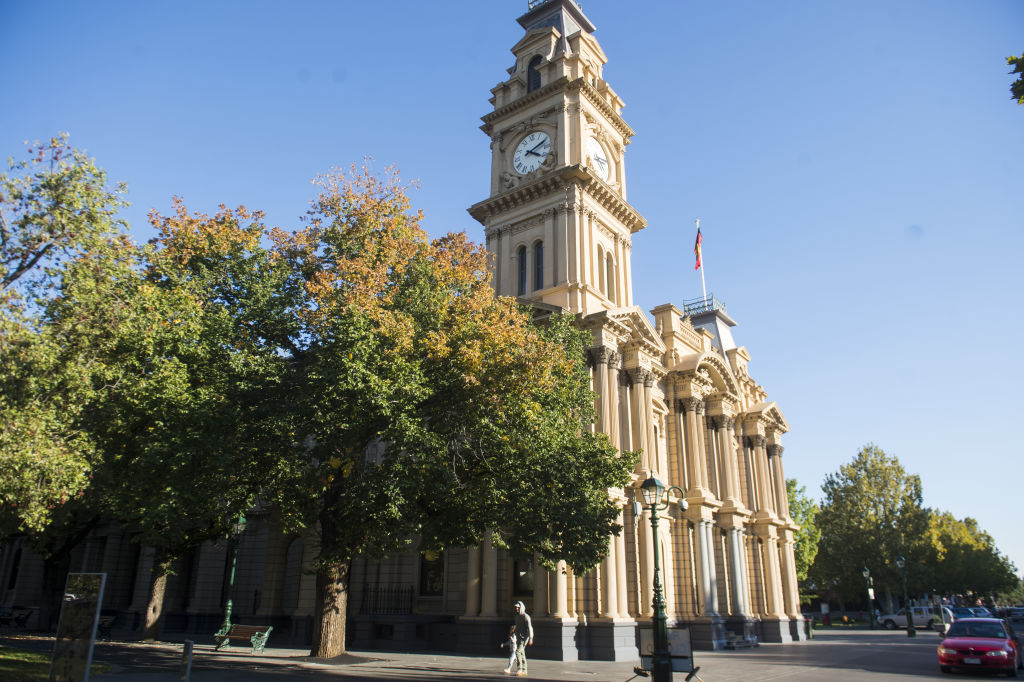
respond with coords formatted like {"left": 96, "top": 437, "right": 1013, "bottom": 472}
{"left": 513, "top": 131, "right": 551, "bottom": 174}
{"left": 587, "top": 136, "right": 610, "bottom": 180}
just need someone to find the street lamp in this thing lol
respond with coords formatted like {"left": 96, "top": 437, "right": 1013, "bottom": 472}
{"left": 862, "top": 567, "right": 875, "bottom": 630}
{"left": 216, "top": 513, "right": 247, "bottom": 642}
{"left": 895, "top": 556, "right": 915, "bottom": 638}
{"left": 639, "top": 474, "right": 687, "bottom": 682}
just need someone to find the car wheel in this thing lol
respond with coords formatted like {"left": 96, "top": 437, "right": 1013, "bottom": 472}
{"left": 883, "top": 620, "right": 896, "bottom": 630}
{"left": 930, "top": 620, "right": 941, "bottom": 631}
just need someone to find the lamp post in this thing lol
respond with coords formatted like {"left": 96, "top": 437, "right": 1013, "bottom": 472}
{"left": 216, "top": 513, "right": 247, "bottom": 639}
{"left": 862, "top": 567, "right": 875, "bottom": 630}
{"left": 895, "top": 555, "right": 915, "bottom": 638}
{"left": 639, "top": 475, "right": 687, "bottom": 682}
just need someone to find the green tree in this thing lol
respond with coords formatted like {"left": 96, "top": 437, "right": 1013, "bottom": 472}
{"left": 1009, "top": 53, "right": 1024, "bottom": 105}
{"left": 924, "top": 511, "right": 1019, "bottom": 599}
{"left": 249, "top": 166, "right": 634, "bottom": 657}
{"left": 809, "top": 444, "right": 930, "bottom": 610}
{"left": 786, "top": 478, "right": 820, "bottom": 584}
{"left": 0, "top": 134, "right": 126, "bottom": 537}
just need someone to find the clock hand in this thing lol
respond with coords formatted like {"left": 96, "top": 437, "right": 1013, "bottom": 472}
{"left": 529, "top": 141, "right": 549, "bottom": 154}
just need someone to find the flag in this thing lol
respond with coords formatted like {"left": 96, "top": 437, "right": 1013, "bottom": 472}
{"left": 694, "top": 226, "right": 703, "bottom": 271}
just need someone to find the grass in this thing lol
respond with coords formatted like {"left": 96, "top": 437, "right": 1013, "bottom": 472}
{"left": 0, "top": 645, "right": 110, "bottom": 681}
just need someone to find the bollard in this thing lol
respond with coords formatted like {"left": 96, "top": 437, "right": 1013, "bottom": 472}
{"left": 180, "top": 639, "right": 194, "bottom": 682}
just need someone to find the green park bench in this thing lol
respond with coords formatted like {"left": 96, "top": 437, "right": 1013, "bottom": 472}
{"left": 214, "top": 623, "right": 273, "bottom": 655}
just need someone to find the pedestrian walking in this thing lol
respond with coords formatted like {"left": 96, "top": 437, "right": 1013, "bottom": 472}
{"left": 511, "top": 600, "right": 533, "bottom": 676}
{"left": 501, "top": 625, "right": 518, "bottom": 674}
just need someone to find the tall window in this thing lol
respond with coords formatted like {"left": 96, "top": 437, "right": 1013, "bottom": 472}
{"left": 527, "top": 55, "right": 542, "bottom": 92}
{"left": 513, "top": 557, "right": 534, "bottom": 596}
{"left": 533, "top": 241, "right": 544, "bottom": 290}
{"left": 419, "top": 550, "right": 444, "bottom": 597}
{"left": 606, "top": 253, "right": 615, "bottom": 304}
{"left": 517, "top": 246, "right": 527, "bottom": 296}
{"left": 597, "top": 245, "right": 606, "bottom": 295}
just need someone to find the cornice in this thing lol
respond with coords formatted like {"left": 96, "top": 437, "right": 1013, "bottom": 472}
{"left": 468, "top": 165, "right": 646, "bottom": 232}
{"left": 481, "top": 76, "right": 572, "bottom": 133}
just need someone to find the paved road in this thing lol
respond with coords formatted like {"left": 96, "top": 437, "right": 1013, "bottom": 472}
{"left": 1, "top": 627, "right": 999, "bottom": 681}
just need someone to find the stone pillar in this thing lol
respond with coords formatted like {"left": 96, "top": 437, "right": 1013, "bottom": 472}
{"left": 778, "top": 535, "right": 799, "bottom": 617}
{"left": 638, "top": 507, "right": 654, "bottom": 617}
{"left": 619, "top": 370, "right": 633, "bottom": 452}
{"left": 682, "top": 398, "right": 707, "bottom": 490}
{"left": 614, "top": 519, "right": 629, "bottom": 617}
{"left": 606, "top": 352, "right": 621, "bottom": 448}
{"left": 747, "top": 435, "right": 772, "bottom": 515}
{"left": 533, "top": 559, "right": 549, "bottom": 616}
{"left": 464, "top": 544, "right": 481, "bottom": 616}
{"left": 591, "top": 348, "right": 609, "bottom": 432}
{"left": 703, "top": 521, "right": 720, "bottom": 615}
{"left": 481, "top": 531, "right": 498, "bottom": 617}
{"left": 670, "top": 394, "right": 688, "bottom": 491}
{"left": 551, "top": 561, "right": 568, "bottom": 617}
{"left": 768, "top": 444, "right": 789, "bottom": 519}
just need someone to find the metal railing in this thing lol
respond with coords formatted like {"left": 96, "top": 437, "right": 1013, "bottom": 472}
{"left": 682, "top": 294, "right": 727, "bottom": 317}
{"left": 360, "top": 585, "right": 414, "bottom": 615}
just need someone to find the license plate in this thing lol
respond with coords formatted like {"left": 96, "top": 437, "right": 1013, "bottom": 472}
{"left": 963, "top": 657, "right": 981, "bottom": 665}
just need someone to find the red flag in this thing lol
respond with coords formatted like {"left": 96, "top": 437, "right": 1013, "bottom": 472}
{"left": 694, "top": 227, "right": 703, "bottom": 271}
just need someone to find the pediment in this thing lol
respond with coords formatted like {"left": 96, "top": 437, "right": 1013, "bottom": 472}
{"left": 746, "top": 401, "right": 790, "bottom": 433}
{"left": 584, "top": 305, "right": 664, "bottom": 355}
{"left": 673, "top": 351, "right": 740, "bottom": 396}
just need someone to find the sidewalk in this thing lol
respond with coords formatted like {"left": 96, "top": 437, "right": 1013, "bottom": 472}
{"left": 2, "top": 627, "right": 947, "bottom": 681}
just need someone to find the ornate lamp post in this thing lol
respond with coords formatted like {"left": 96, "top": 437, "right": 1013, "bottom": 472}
{"left": 639, "top": 475, "right": 687, "bottom": 682}
{"left": 895, "top": 555, "right": 915, "bottom": 638}
{"left": 862, "top": 567, "right": 875, "bottom": 629}
{"left": 216, "top": 513, "right": 247, "bottom": 639}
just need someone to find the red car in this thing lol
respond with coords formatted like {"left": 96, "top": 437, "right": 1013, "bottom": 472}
{"left": 937, "top": 617, "right": 1022, "bottom": 676}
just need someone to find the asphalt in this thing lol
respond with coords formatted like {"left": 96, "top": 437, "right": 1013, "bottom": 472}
{"left": 0, "top": 627, "right": 971, "bottom": 681}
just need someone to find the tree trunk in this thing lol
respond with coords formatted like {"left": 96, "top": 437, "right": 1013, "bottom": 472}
{"left": 141, "top": 553, "right": 171, "bottom": 641}
{"left": 311, "top": 558, "right": 352, "bottom": 658}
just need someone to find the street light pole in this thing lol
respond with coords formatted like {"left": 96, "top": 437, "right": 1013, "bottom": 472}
{"left": 862, "top": 567, "right": 875, "bottom": 630}
{"left": 216, "top": 513, "right": 247, "bottom": 640}
{"left": 896, "top": 556, "right": 915, "bottom": 638}
{"left": 640, "top": 475, "right": 687, "bottom": 682}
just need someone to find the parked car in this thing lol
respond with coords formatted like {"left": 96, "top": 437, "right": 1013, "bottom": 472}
{"left": 971, "top": 606, "right": 996, "bottom": 618}
{"left": 878, "top": 606, "right": 946, "bottom": 631}
{"left": 950, "top": 607, "right": 976, "bottom": 621}
{"left": 937, "top": 617, "right": 1022, "bottom": 675}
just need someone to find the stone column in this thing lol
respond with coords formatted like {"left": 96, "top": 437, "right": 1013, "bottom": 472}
{"left": 767, "top": 444, "right": 789, "bottom": 519}
{"left": 591, "top": 348, "right": 609, "bottom": 433}
{"left": 481, "top": 531, "right": 498, "bottom": 617}
{"left": 619, "top": 370, "right": 633, "bottom": 453}
{"left": 600, "top": 532, "right": 620, "bottom": 618}
{"left": 464, "top": 544, "right": 481, "bottom": 616}
{"left": 551, "top": 561, "right": 568, "bottom": 617}
{"left": 746, "top": 435, "right": 772, "bottom": 514}
{"left": 638, "top": 507, "right": 654, "bottom": 617}
{"left": 778, "top": 535, "right": 800, "bottom": 617}
{"left": 682, "top": 398, "right": 707, "bottom": 490}
{"left": 703, "top": 521, "right": 720, "bottom": 615}
{"left": 614, "top": 518, "right": 629, "bottom": 617}
{"left": 606, "top": 352, "right": 621, "bottom": 448}
{"left": 670, "top": 394, "right": 688, "bottom": 491}
{"left": 533, "top": 559, "right": 549, "bottom": 616}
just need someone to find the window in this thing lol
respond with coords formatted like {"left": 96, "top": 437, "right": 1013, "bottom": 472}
{"left": 533, "top": 241, "right": 543, "bottom": 290}
{"left": 517, "top": 246, "right": 527, "bottom": 296}
{"left": 597, "top": 245, "right": 606, "bottom": 295}
{"left": 527, "top": 55, "right": 542, "bottom": 93}
{"left": 419, "top": 550, "right": 444, "bottom": 597}
{"left": 605, "top": 253, "right": 615, "bottom": 304}
{"left": 513, "top": 557, "right": 534, "bottom": 596}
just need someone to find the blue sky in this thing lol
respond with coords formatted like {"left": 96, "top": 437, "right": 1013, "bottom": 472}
{"left": 3, "top": 1, "right": 1022, "bottom": 578}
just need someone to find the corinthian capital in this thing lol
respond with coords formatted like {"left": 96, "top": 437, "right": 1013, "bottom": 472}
{"left": 767, "top": 444, "right": 784, "bottom": 458}
{"left": 744, "top": 434, "right": 767, "bottom": 449}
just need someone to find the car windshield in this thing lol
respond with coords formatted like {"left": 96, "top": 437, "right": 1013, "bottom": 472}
{"left": 946, "top": 622, "right": 1006, "bottom": 639}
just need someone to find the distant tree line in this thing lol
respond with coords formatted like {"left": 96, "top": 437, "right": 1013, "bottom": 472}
{"left": 788, "top": 444, "right": 1022, "bottom": 612}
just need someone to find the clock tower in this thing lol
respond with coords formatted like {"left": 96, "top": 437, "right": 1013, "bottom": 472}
{"left": 468, "top": 0, "right": 646, "bottom": 316}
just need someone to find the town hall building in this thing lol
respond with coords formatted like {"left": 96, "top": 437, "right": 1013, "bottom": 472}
{"left": 0, "top": 0, "right": 806, "bottom": 660}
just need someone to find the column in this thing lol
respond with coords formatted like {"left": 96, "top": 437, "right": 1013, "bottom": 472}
{"left": 591, "top": 348, "right": 609, "bottom": 433}
{"left": 760, "top": 535, "right": 784, "bottom": 617}
{"left": 638, "top": 507, "right": 654, "bottom": 617}
{"left": 670, "top": 394, "right": 688, "bottom": 491}
{"left": 703, "top": 521, "right": 720, "bottom": 614}
{"left": 481, "top": 531, "right": 498, "bottom": 617}
{"left": 692, "top": 520, "right": 711, "bottom": 616}
{"left": 533, "top": 557, "right": 549, "bottom": 616}
{"left": 728, "top": 529, "right": 749, "bottom": 615}
{"left": 606, "top": 352, "right": 621, "bottom": 448}
{"left": 464, "top": 544, "right": 481, "bottom": 616}
{"left": 545, "top": 207, "right": 556, "bottom": 288}
{"left": 682, "top": 398, "right": 707, "bottom": 490}
{"left": 778, "top": 536, "right": 800, "bottom": 617}
{"left": 614, "top": 519, "right": 629, "bottom": 617}
{"left": 600, "top": 532, "right": 620, "bottom": 618}
{"left": 551, "top": 561, "right": 568, "bottom": 617}
{"left": 619, "top": 370, "right": 633, "bottom": 453}
{"left": 767, "top": 444, "right": 790, "bottom": 519}
{"left": 748, "top": 435, "right": 772, "bottom": 514}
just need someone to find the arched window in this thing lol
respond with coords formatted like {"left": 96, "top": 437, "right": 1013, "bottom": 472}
{"left": 533, "top": 241, "right": 544, "bottom": 290}
{"left": 517, "top": 245, "right": 527, "bottom": 296}
{"left": 597, "top": 245, "right": 606, "bottom": 295}
{"left": 527, "top": 55, "right": 542, "bottom": 93}
{"left": 606, "top": 253, "right": 615, "bottom": 304}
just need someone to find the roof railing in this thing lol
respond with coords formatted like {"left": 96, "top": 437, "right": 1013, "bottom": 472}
{"left": 682, "top": 294, "right": 727, "bottom": 316}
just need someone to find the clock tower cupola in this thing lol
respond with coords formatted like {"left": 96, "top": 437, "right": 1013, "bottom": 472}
{"left": 468, "top": 0, "right": 646, "bottom": 315}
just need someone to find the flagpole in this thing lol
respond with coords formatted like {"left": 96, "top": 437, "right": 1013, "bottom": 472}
{"left": 695, "top": 219, "right": 707, "bottom": 303}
